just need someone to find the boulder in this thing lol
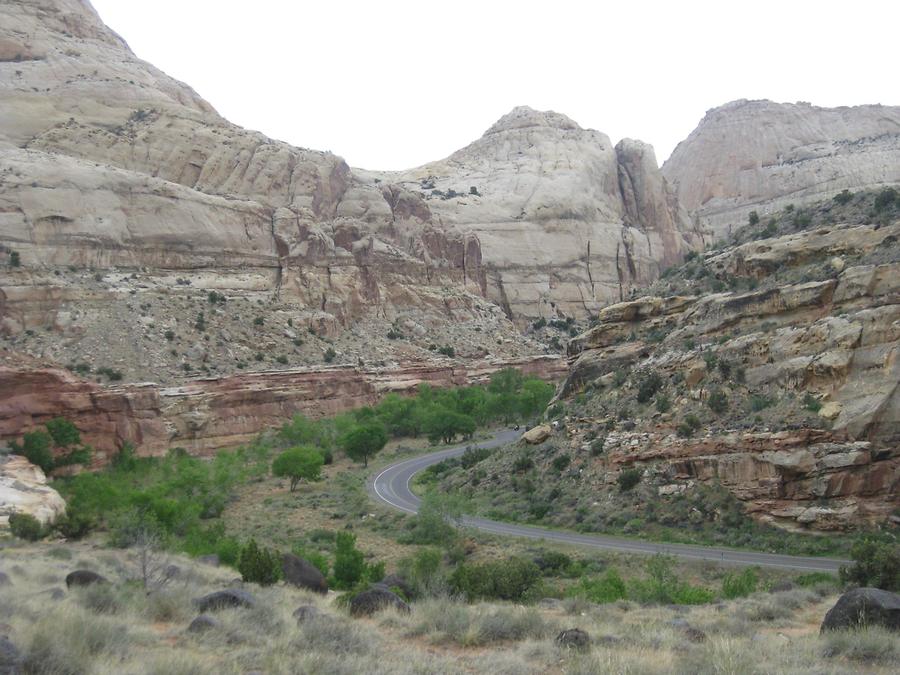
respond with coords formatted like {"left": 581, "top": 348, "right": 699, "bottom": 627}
{"left": 197, "top": 554, "right": 220, "bottom": 567}
{"left": 65, "top": 570, "right": 108, "bottom": 589}
{"left": 281, "top": 553, "right": 328, "bottom": 594}
{"left": 0, "top": 635, "right": 22, "bottom": 675}
{"left": 0, "top": 573, "right": 9, "bottom": 587}
{"left": 1, "top": 456, "right": 67, "bottom": 528}
{"left": 348, "top": 588, "right": 410, "bottom": 618}
{"left": 555, "top": 628, "right": 591, "bottom": 650}
{"left": 187, "top": 614, "right": 220, "bottom": 633}
{"left": 820, "top": 587, "right": 900, "bottom": 632}
{"left": 292, "top": 605, "right": 320, "bottom": 623}
{"left": 522, "top": 425, "right": 552, "bottom": 444}
{"left": 47, "top": 588, "right": 65, "bottom": 601}
{"left": 379, "top": 574, "right": 414, "bottom": 600}
{"left": 193, "top": 589, "right": 257, "bottom": 613}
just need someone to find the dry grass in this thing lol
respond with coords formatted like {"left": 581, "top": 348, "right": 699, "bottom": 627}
{"left": 0, "top": 540, "right": 895, "bottom": 675}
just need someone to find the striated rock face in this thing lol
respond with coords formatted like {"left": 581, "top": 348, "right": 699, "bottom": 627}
{"left": 559, "top": 215, "right": 899, "bottom": 531}
{"left": 0, "top": 454, "right": 67, "bottom": 528}
{"left": 663, "top": 99, "right": 900, "bottom": 239}
{"left": 380, "top": 107, "right": 699, "bottom": 320}
{"left": 0, "top": 354, "right": 566, "bottom": 461}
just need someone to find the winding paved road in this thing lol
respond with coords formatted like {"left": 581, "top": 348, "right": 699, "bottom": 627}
{"left": 367, "top": 429, "right": 848, "bottom": 572}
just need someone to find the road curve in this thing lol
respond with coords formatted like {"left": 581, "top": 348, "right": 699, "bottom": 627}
{"left": 367, "top": 429, "right": 849, "bottom": 572}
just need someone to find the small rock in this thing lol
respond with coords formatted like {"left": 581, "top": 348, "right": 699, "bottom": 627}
{"left": 46, "top": 588, "right": 65, "bottom": 601}
{"left": 194, "top": 589, "right": 257, "bottom": 613}
{"left": 0, "top": 573, "right": 10, "bottom": 587}
{"left": 820, "top": 587, "right": 900, "bottom": 632}
{"left": 349, "top": 588, "right": 410, "bottom": 617}
{"left": 187, "top": 615, "right": 219, "bottom": 633}
{"left": 197, "top": 554, "right": 220, "bottom": 567}
{"left": 65, "top": 570, "right": 108, "bottom": 588}
{"left": 556, "top": 628, "right": 591, "bottom": 650}
{"left": 292, "top": 605, "right": 320, "bottom": 623}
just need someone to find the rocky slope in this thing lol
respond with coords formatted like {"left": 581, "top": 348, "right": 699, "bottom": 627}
{"left": 430, "top": 196, "right": 898, "bottom": 533}
{"left": 0, "top": 1, "right": 698, "bottom": 394}
{"left": 663, "top": 99, "right": 900, "bottom": 240}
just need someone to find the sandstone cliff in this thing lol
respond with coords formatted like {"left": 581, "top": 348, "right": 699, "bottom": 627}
{"left": 663, "top": 99, "right": 900, "bottom": 240}
{"left": 0, "top": 1, "right": 696, "bottom": 381}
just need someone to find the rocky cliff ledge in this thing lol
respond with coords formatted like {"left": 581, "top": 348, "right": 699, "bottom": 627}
{"left": 556, "top": 209, "right": 898, "bottom": 531}
{"left": 0, "top": 354, "right": 565, "bottom": 462}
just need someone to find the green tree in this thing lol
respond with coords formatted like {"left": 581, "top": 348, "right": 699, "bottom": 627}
{"left": 45, "top": 417, "right": 81, "bottom": 448}
{"left": 517, "top": 379, "right": 554, "bottom": 419}
{"left": 237, "top": 539, "right": 281, "bottom": 585}
{"left": 339, "top": 423, "right": 388, "bottom": 467}
{"left": 332, "top": 531, "right": 365, "bottom": 589}
{"left": 9, "top": 512, "right": 45, "bottom": 541}
{"left": 839, "top": 539, "right": 900, "bottom": 591}
{"left": 272, "top": 446, "right": 324, "bottom": 491}
{"left": 423, "top": 408, "right": 476, "bottom": 445}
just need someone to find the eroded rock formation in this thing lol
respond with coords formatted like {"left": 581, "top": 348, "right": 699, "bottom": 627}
{"left": 663, "top": 99, "right": 900, "bottom": 239}
{"left": 559, "top": 215, "right": 899, "bottom": 530}
{"left": 0, "top": 454, "right": 67, "bottom": 527}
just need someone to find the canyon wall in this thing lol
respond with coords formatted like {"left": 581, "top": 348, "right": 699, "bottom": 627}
{"left": 0, "top": 354, "right": 566, "bottom": 463}
{"left": 662, "top": 99, "right": 900, "bottom": 240}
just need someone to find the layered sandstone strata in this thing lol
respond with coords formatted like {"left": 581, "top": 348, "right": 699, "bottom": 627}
{"left": 663, "top": 99, "right": 900, "bottom": 239}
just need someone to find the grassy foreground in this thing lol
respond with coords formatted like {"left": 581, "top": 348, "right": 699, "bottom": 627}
{"left": 0, "top": 541, "right": 897, "bottom": 675}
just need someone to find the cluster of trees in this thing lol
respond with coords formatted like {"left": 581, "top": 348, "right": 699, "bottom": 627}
{"left": 9, "top": 417, "right": 92, "bottom": 474}
{"left": 273, "top": 368, "right": 554, "bottom": 469}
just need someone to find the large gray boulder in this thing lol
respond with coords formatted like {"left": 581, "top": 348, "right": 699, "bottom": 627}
{"left": 281, "top": 554, "right": 327, "bottom": 594}
{"left": 193, "top": 589, "right": 257, "bottom": 613}
{"left": 64, "top": 570, "right": 108, "bottom": 589}
{"left": 187, "top": 615, "right": 220, "bottom": 633}
{"left": 556, "top": 628, "right": 591, "bottom": 650}
{"left": 348, "top": 588, "right": 410, "bottom": 618}
{"left": 820, "top": 587, "right": 900, "bottom": 632}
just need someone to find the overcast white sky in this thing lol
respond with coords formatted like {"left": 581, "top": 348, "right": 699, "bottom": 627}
{"left": 90, "top": 0, "right": 898, "bottom": 171}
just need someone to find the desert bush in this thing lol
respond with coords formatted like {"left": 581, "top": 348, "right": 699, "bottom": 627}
{"left": 874, "top": 187, "right": 897, "bottom": 211}
{"left": 839, "top": 538, "right": 900, "bottom": 591}
{"left": 629, "top": 554, "right": 714, "bottom": 605}
{"left": 333, "top": 531, "right": 382, "bottom": 589}
{"left": 296, "top": 614, "right": 377, "bottom": 656}
{"left": 655, "top": 394, "right": 671, "bottom": 413}
{"left": 636, "top": 370, "right": 663, "bottom": 404}
{"left": 833, "top": 189, "right": 853, "bottom": 205}
{"left": 237, "top": 539, "right": 281, "bottom": 585}
{"left": 471, "top": 607, "right": 549, "bottom": 645}
{"left": 566, "top": 569, "right": 627, "bottom": 603}
{"left": 823, "top": 626, "right": 899, "bottom": 663}
{"left": 9, "top": 512, "right": 45, "bottom": 541}
{"left": 551, "top": 454, "right": 571, "bottom": 472}
{"left": 721, "top": 567, "right": 759, "bottom": 598}
{"left": 617, "top": 468, "right": 642, "bottom": 492}
{"left": 15, "top": 429, "right": 54, "bottom": 474}
{"left": 707, "top": 388, "right": 728, "bottom": 414}
{"left": 23, "top": 606, "right": 133, "bottom": 673}
{"left": 450, "top": 557, "right": 541, "bottom": 601}
{"left": 677, "top": 413, "right": 702, "bottom": 438}
{"left": 400, "top": 491, "right": 464, "bottom": 546}
{"left": 323, "top": 347, "right": 337, "bottom": 362}
{"left": 77, "top": 583, "right": 124, "bottom": 614}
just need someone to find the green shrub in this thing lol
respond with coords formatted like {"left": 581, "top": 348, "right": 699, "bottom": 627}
{"left": 802, "top": 392, "right": 822, "bottom": 412}
{"left": 874, "top": 187, "right": 897, "bottom": 212}
{"left": 292, "top": 544, "right": 330, "bottom": 577}
{"left": 629, "top": 554, "right": 714, "bottom": 605}
{"left": 722, "top": 567, "right": 759, "bottom": 598}
{"left": 636, "top": 371, "right": 663, "bottom": 404}
{"left": 339, "top": 423, "right": 388, "bottom": 467}
{"left": 833, "top": 189, "right": 853, "bottom": 205}
{"left": 54, "top": 509, "right": 94, "bottom": 540}
{"left": 748, "top": 211, "right": 759, "bottom": 226}
{"left": 590, "top": 437, "right": 606, "bottom": 456}
{"left": 437, "top": 345, "right": 456, "bottom": 357}
{"left": 551, "top": 454, "right": 571, "bottom": 472}
{"left": 450, "top": 557, "right": 541, "bottom": 601}
{"left": 749, "top": 395, "right": 774, "bottom": 412}
{"left": 17, "top": 429, "right": 54, "bottom": 473}
{"left": 617, "top": 468, "right": 642, "bottom": 492}
{"left": 323, "top": 347, "right": 337, "bottom": 363}
{"left": 655, "top": 395, "right": 671, "bottom": 413}
{"left": 332, "top": 531, "right": 382, "bottom": 589}
{"left": 794, "top": 572, "right": 838, "bottom": 588}
{"left": 45, "top": 417, "right": 80, "bottom": 447}
{"left": 9, "top": 512, "right": 45, "bottom": 541}
{"left": 9, "top": 250, "right": 20, "bottom": 267}
{"left": 677, "top": 413, "right": 702, "bottom": 438}
{"left": 566, "top": 569, "right": 627, "bottom": 603}
{"left": 707, "top": 388, "right": 728, "bottom": 414}
{"left": 839, "top": 539, "right": 900, "bottom": 591}
{"left": 237, "top": 539, "right": 281, "bottom": 585}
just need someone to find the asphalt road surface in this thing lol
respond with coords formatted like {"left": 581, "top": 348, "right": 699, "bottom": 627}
{"left": 368, "top": 429, "right": 848, "bottom": 572}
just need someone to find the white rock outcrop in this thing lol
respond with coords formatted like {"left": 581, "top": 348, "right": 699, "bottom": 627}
{"left": 0, "top": 454, "right": 67, "bottom": 527}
